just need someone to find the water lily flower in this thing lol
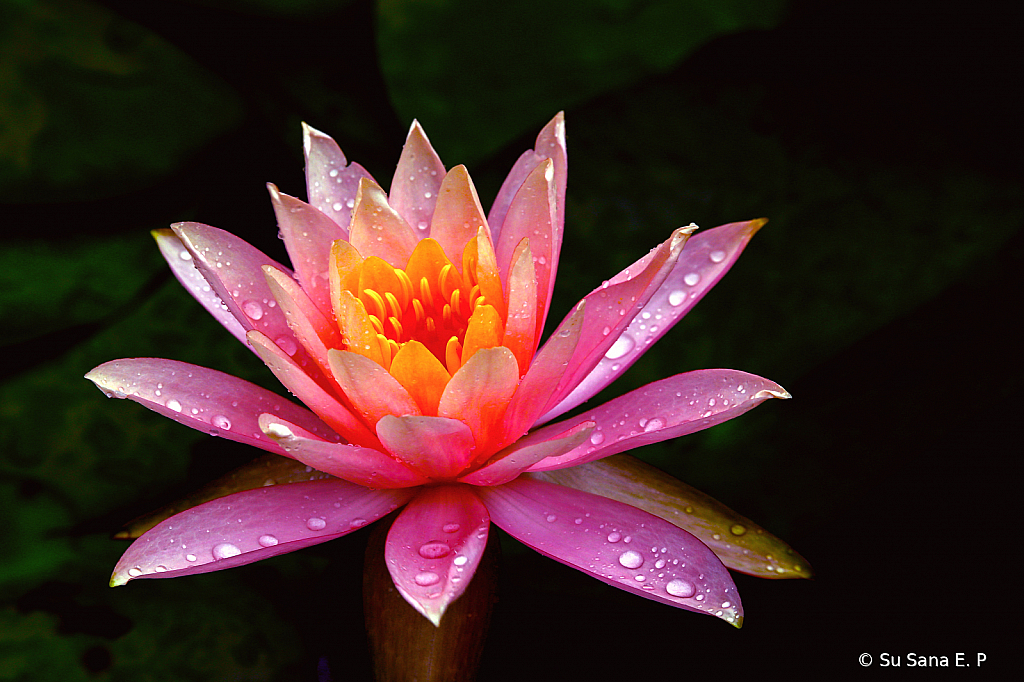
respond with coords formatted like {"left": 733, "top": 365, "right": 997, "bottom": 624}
{"left": 87, "top": 113, "right": 803, "bottom": 629}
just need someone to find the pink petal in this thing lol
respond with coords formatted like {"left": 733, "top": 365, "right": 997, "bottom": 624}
{"left": 429, "top": 165, "right": 489, "bottom": 265}
{"left": 500, "top": 238, "right": 538, "bottom": 374}
{"left": 153, "top": 228, "right": 248, "bottom": 346}
{"left": 494, "top": 160, "right": 557, "bottom": 342}
{"left": 543, "top": 219, "right": 766, "bottom": 421}
{"left": 85, "top": 358, "right": 338, "bottom": 454}
{"left": 532, "top": 455, "right": 813, "bottom": 579}
{"left": 248, "top": 331, "right": 380, "bottom": 448}
{"left": 302, "top": 122, "right": 375, "bottom": 229}
{"left": 328, "top": 349, "right": 420, "bottom": 425}
{"left": 488, "top": 112, "right": 566, "bottom": 247}
{"left": 500, "top": 301, "right": 584, "bottom": 445}
{"left": 476, "top": 477, "right": 742, "bottom": 626}
{"left": 348, "top": 178, "right": 420, "bottom": 267}
{"left": 384, "top": 485, "right": 490, "bottom": 625}
{"left": 528, "top": 370, "right": 791, "bottom": 472}
{"left": 268, "top": 183, "right": 348, "bottom": 318}
{"left": 389, "top": 120, "right": 447, "bottom": 236}
{"left": 262, "top": 265, "right": 342, "bottom": 380}
{"left": 437, "top": 347, "right": 520, "bottom": 456}
{"left": 111, "top": 479, "right": 414, "bottom": 585}
{"left": 459, "top": 420, "right": 594, "bottom": 487}
{"left": 258, "top": 414, "right": 428, "bottom": 489}
{"left": 540, "top": 226, "right": 694, "bottom": 418}
{"left": 376, "top": 415, "right": 475, "bottom": 480}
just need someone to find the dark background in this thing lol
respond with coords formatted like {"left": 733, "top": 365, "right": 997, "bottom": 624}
{"left": 1, "top": 0, "right": 1020, "bottom": 678}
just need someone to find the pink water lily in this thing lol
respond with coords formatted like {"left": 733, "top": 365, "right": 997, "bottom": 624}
{"left": 87, "top": 113, "right": 798, "bottom": 628}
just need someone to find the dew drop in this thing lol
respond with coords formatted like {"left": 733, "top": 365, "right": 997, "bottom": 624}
{"left": 242, "top": 300, "right": 264, "bottom": 321}
{"left": 349, "top": 518, "right": 367, "bottom": 528}
{"left": 590, "top": 432, "right": 605, "bottom": 445}
{"left": 212, "top": 543, "right": 241, "bottom": 560}
{"left": 414, "top": 571, "right": 440, "bottom": 586}
{"left": 127, "top": 567, "right": 142, "bottom": 577}
{"left": 442, "top": 523, "right": 461, "bottom": 533}
{"left": 332, "top": 202, "right": 344, "bottom": 212}
{"left": 418, "top": 542, "right": 451, "bottom": 559}
{"left": 618, "top": 550, "right": 644, "bottom": 569}
{"left": 306, "top": 517, "right": 327, "bottom": 531}
{"left": 643, "top": 418, "right": 664, "bottom": 432}
{"left": 275, "top": 335, "right": 298, "bottom": 356}
{"left": 185, "top": 553, "right": 197, "bottom": 562}
{"left": 545, "top": 514, "right": 557, "bottom": 523}
{"left": 165, "top": 399, "right": 182, "bottom": 412}
{"left": 258, "top": 534, "right": 279, "bottom": 547}
{"left": 730, "top": 523, "right": 747, "bottom": 536}
{"left": 668, "top": 290, "right": 686, "bottom": 306}
{"left": 665, "top": 579, "right": 696, "bottom": 598}
{"left": 212, "top": 415, "right": 232, "bottom": 431}
{"left": 453, "top": 555, "right": 468, "bottom": 567}
{"left": 710, "top": 250, "right": 726, "bottom": 263}
{"left": 607, "top": 532, "right": 622, "bottom": 543}
{"left": 605, "top": 335, "right": 634, "bottom": 360}
{"left": 683, "top": 272, "right": 700, "bottom": 286}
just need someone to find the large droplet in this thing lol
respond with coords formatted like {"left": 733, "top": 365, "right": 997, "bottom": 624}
{"left": 668, "top": 290, "right": 686, "bottom": 306}
{"left": 306, "top": 517, "right": 327, "bottom": 531}
{"left": 730, "top": 523, "right": 747, "bottom": 536}
{"left": 618, "top": 549, "right": 644, "bottom": 569}
{"left": 442, "top": 523, "right": 461, "bottom": 533}
{"left": 418, "top": 541, "right": 451, "bottom": 559}
{"left": 212, "top": 543, "right": 241, "bottom": 560}
{"left": 414, "top": 571, "right": 440, "bottom": 587}
{"left": 665, "top": 578, "right": 696, "bottom": 598}
{"left": 605, "top": 335, "right": 635, "bottom": 359}
{"left": 258, "top": 534, "right": 279, "bottom": 547}
{"left": 242, "top": 300, "right": 264, "bottom": 321}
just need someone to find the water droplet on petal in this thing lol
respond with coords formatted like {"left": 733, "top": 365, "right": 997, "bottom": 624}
{"left": 545, "top": 514, "right": 557, "bottom": 523}
{"left": 453, "top": 555, "right": 468, "bottom": 567}
{"left": 643, "top": 418, "right": 664, "bottom": 432}
{"left": 666, "top": 578, "right": 696, "bottom": 598}
{"left": 414, "top": 571, "right": 440, "bottom": 587}
{"left": 306, "top": 517, "right": 327, "bottom": 531}
{"left": 242, "top": 300, "right": 264, "bottom": 320}
{"left": 185, "top": 553, "right": 197, "bottom": 562}
{"left": 212, "top": 543, "right": 241, "bottom": 560}
{"left": 618, "top": 550, "right": 644, "bottom": 569}
{"left": 258, "top": 534, "right": 279, "bottom": 547}
{"left": 442, "top": 523, "right": 461, "bottom": 533}
{"left": 607, "top": 532, "right": 622, "bottom": 543}
{"left": 212, "top": 415, "right": 232, "bottom": 431}
{"left": 349, "top": 518, "right": 367, "bottom": 528}
{"left": 710, "top": 250, "right": 726, "bottom": 263}
{"left": 127, "top": 567, "right": 142, "bottom": 577}
{"left": 418, "top": 542, "right": 451, "bottom": 559}
{"left": 605, "top": 335, "right": 634, "bottom": 359}
{"left": 730, "top": 523, "right": 747, "bottom": 536}
{"left": 590, "top": 432, "right": 605, "bottom": 445}
{"left": 275, "top": 335, "right": 298, "bottom": 356}
{"left": 668, "top": 290, "right": 686, "bottom": 306}
{"left": 165, "top": 399, "right": 182, "bottom": 412}
{"left": 683, "top": 272, "right": 700, "bottom": 286}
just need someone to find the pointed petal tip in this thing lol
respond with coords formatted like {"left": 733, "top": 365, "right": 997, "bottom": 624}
{"left": 755, "top": 388, "right": 792, "bottom": 400}
{"left": 109, "top": 572, "right": 127, "bottom": 588}
{"left": 750, "top": 217, "right": 769, "bottom": 233}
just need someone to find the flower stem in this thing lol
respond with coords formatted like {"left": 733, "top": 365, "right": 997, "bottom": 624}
{"left": 363, "top": 516, "right": 499, "bottom": 682}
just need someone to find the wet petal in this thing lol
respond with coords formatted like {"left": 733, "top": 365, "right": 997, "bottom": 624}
{"left": 389, "top": 120, "right": 447, "bottom": 236}
{"left": 532, "top": 455, "right": 813, "bottom": 579}
{"left": 153, "top": 228, "right": 248, "bottom": 346}
{"left": 263, "top": 265, "right": 343, "bottom": 379}
{"left": 430, "top": 165, "right": 489, "bottom": 266}
{"left": 477, "top": 477, "right": 742, "bottom": 627}
{"left": 259, "top": 414, "right": 429, "bottom": 489}
{"left": 494, "top": 160, "right": 556, "bottom": 341}
{"left": 544, "top": 219, "right": 765, "bottom": 420}
{"left": 248, "top": 331, "right": 379, "bottom": 448}
{"left": 302, "top": 122, "right": 375, "bottom": 229}
{"left": 349, "top": 178, "right": 420, "bottom": 267}
{"left": 268, "top": 183, "right": 347, "bottom": 317}
{"left": 376, "top": 415, "right": 475, "bottom": 480}
{"left": 85, "top": 358, "right": 338, "bottom": 454}
{"left": 539, "top": 225, "right": 694, "bottom": 419}
{"left": 459, "top": 420, "right": 593, "bottom": 487}
{"left": 115, "top": 453, "right": 333, "bottom": 540}
{"left": 529, "top": 369, "right": 790, "bottom": 471}
{"left": 385, "top": 485, "right": 490, "bottom": 626}
{"left": 438, "top": 347, "right": 519, "bottom": 455}
{"left": 328, "top": 349, "right": 420, "bottom": 425}
{"left": 111, "top": 480, "right": 414, "bottom": 586}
